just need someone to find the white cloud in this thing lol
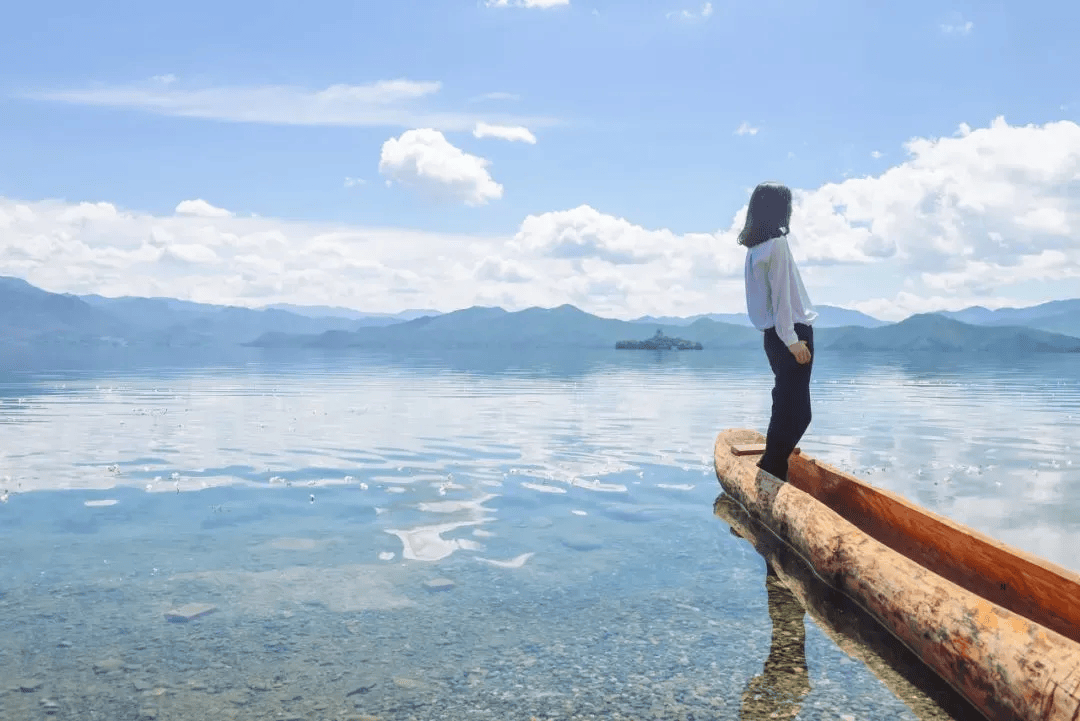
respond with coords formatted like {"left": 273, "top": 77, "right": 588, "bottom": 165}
{"left": 509, "top": 205, "right": 737, "bottom": 294}
{"left": 165, "top": 243, "right": 220, "bottom": 265}
{"left": 474, "top": 257, "right": 535, "bottom": 283}
{"left": 941, "top": 19, "right": 974, "bottom": 35}
{"left": 378, "top": 129, "right": 503, "bottom": 206}
{"left": 917, "top": 251, "right": 1075, "bottom": 295}
{"left": 57, "top": 201, "right": 122, "bottom": 224}
{"left": 871, "top": 150, "right": 883, "bottom": 159}
{"left": 2, "top": 118, "right": 1079, "bottom": 322}
{"left": 343, "top": 177, "right": 366, "bottom": 188}
{"left": 27, "top": 79, "right": 557, "bottom": 132}
{"left": 473, "top": 122, "right": 537, "bottom": 144}
{"left": 785, "top": 117, "right": 1080, "bottom": 318}
{"left": 512, "top": 205, "right": 670, "bottom": 264}
{"left": 175, "top": 199, "right": 231, "bottom": 217}
{"left": 1015, "top": 206, "right": 1069, "bottom": 234}
{"left": 485, "top": 0, "right": 569, "bottom": 7}
{"left": 735, "top": 121, "right": 758, "bottom": 136}
{"left": 667, "top": 2, "right": 713, "bottom": 20}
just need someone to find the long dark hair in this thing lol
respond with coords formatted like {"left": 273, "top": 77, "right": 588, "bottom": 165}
{"left": 737, "top": 182, "right": 793, "bottom": 248}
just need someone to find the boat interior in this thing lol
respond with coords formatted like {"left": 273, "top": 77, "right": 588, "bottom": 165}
{"left": 729, "top": 441, "right": 1080, "bottom": 646}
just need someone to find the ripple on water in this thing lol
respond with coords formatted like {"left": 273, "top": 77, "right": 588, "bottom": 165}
{"left": 477, "top": 552, "right": 534, "bottom": 568}
{"left": 521, "top": 481, "right": 567, "bottom": 494}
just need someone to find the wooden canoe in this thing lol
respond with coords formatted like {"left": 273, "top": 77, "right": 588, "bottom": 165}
{"left": 714, "top": 428, "right": 1080, "bottom": 721}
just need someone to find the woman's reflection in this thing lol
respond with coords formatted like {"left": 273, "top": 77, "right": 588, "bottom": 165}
{"left": 740, "top": 562, "right": 812, "bottom": 720}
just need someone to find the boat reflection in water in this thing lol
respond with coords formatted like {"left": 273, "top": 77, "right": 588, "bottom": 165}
{"left": 714, "top": 494, "right": 985, "bottom": 721}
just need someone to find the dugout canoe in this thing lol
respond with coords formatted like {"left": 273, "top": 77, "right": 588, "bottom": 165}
{"left": 713, "top": 428, "right": 1080, "bottom": 721}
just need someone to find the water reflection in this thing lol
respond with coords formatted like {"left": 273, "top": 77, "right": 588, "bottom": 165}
{"left": 714, "top": 494, "right": 986, "bottom": 721}
{"left": 738, "top": 564, "right": 811, "bottom": 719}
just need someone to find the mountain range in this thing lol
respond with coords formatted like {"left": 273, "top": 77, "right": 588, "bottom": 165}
{"left": 262, "top": 303, "right": 440, "bottom": 326}
{"left": 630, "top": 305, "right": 890, "bottom": 329}
{"left": 1, "top": 275, "right": 1079, "bottom": 355}
{"left": 249, "top": 304, "right": 1080, "bottom": 353}
{"left": 0, "top": 276, "right": 428, "bottom": 349}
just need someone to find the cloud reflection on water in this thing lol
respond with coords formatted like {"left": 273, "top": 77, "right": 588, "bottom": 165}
{"left": 0, "top": 349, "right": 1077, "bottom": 572}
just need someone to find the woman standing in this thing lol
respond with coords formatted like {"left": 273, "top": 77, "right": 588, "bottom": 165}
{"left": 740, "top": 182, "right": 817, "bottom": 482}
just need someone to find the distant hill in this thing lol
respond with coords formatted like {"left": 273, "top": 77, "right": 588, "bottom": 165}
{"left": 814, "top": 305, "right": 891, "bottom": 329}
{"left": 817, "top": 313, "right": 1080, "bottom": 353}
{"left": 631, "top": 311, "right": 750, "bottom": 327}
{"left": 262, "top": 303, "right": 441, "bottom": 325}
{"left": 0, "top": 276, "right": 356, "bottom": 349}
{"left": 631, "top": 304, "right": 889, "bottom": 329}
{"left": 80, "top": 293, "right": 441, "bottom": 337}
{"left": 76, "top": 293, "right": 358, "bottom": 346}
{"left": 0, "top": 277, "right": 130, "bottom": 344}
{"left": 936, "top": 299, "right": 1080, "bottom": 338}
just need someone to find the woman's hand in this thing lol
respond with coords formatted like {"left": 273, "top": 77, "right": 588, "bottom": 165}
{"left": 787, "top": 340, "right": 811, "bottom": 364}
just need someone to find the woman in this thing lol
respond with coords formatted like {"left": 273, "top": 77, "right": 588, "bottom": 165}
{"left": 740, "top": 182, "right": 817, "bottom": 483}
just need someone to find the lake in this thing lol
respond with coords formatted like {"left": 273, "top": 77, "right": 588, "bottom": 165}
{"left": 1, "top": 347, "right": 1077, "bottom": 720}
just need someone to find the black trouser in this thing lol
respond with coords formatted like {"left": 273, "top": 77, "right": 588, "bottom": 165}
{"left": 757, "top": 323, "right": 814, "bottom": 482}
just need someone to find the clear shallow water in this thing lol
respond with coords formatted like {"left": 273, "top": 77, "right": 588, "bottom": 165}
{"left": 0, "top": 347, "right": 1077, "bottom": 719}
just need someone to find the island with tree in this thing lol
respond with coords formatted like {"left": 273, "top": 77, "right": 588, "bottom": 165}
{"left": 615, "top": 328, "right": 703, "bottom": 350}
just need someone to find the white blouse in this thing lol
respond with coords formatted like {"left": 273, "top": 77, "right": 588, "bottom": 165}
{"left": 744, "top": 232, "right": 817, "bottom": 347}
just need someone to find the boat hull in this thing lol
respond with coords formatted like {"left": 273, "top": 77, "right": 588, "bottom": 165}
{"left": 714, "top": 428, "right": 1080, "bottom": 721}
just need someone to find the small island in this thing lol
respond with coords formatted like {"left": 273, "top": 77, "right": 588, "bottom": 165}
{"left": 615, "top": 328, "right": 703, "bottom": 350}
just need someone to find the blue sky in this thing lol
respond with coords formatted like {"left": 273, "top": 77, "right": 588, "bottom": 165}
{"left": 0, "top": 0, "right": 1078, "bottom": 320}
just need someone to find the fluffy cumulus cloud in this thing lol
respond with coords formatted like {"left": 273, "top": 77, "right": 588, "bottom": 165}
{"left": 379, "top": 129, "right": 503, "bottom": 206}
{"left": 504, "top": 206, "right": 739, "bottom": 318}
{"left": 473, "top": 122, "right": 537, "bottom": 144}
{"left": 774, "top": 117, "right": 1080, "bottom": 318}
{"left": 510, "top": 205, "right": 719, "bottom": 266}
{"left": 2, "top": 117, "right": 1078, "bottom": 322}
